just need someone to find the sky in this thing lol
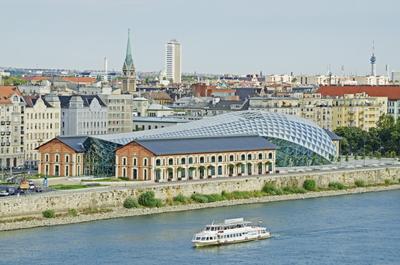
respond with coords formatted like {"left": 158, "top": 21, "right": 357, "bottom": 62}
{"left": 1, "top": 0, "right": 399, "bottom": 75}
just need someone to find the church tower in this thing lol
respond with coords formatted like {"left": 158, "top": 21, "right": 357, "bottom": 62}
{"left": 122, "top": 29, "right": 136, "bottom": 93}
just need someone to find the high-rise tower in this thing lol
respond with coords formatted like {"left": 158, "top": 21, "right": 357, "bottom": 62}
{"left": 370, "top": 41, "right": 376, "bottom": 76}
{"left": 122, "top": 29, "right": 136, "bottom": 93}
{"left": 165, "top": 39, "right": 181, "bottom": 84}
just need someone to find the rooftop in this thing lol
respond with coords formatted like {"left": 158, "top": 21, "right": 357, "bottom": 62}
{"left": 318, "top": 85, "right": 400, "bottom": 100}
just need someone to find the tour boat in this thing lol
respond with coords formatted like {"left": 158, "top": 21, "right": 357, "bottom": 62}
{"left": 192, "top": 218, "right": 271, "bottom": 247}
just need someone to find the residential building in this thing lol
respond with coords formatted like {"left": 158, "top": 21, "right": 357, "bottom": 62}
{"left": 133, "top": 116, "right": 189, "bottom": 131}
{"left": 59, "top": 95, "right": 108, "bottom": 136}
{"left": 318, "top": 85, "right": 400, "bottom": 120}
{"left": 121, "top": 29, "right": 136, "bottom": 94}
{"left": 24, "top": 94, "right": 61, "bottom": 167}
{"left": 165, "top": 39, "right": 181, "bottom": 83}
{"left": 115, "top": 136, "right": 276, "bottom": 181}
{"left": 100, "top": 93, "right": 134, "bottom": 133}
{"left": 0, "top": 86, "right": 25, "bottom": 169}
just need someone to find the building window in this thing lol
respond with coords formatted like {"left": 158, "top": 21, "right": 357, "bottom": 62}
{"left": 45, "top": 164, "right": 49, "bottom": 175}
{"left": 122, "top": 157, "right": 127, "bottom": 166}
{"left": 241, "top": 154, "right": 246, "bottom": 161}
{"left": 229, "top": 155, "right": 234, "bottom": 161}
{"left": 123, "top": 167, "right": 127, "bottom": 177}
{"left": 65, "top": 165, "right": 69, "bottom": 176}
{"left": 200, "top": 156, "right": 205, "bottom": 163}
{"left": 268, "top": 153, "right": 273, "bottom": 159}
{"left": 143, "top": 158, "right": 148, "bottom": 167}
{"left": 218, "top": 155, "right": 223, "bottom": 162}
{"left": 143, "top": 169, "right": 148, "bottom": 180}
{"left": 211, "top": 156, "right": 216, "bottom": 163}
{"left": 168, "top": 158, "right": 174, "bottom": 165}
{"left": 181, "top": 158, "right": 186, "bottom": 164}
{"left": 54, "top": 165, "right": 60, "bottom": 176}
{"left": 55, "top": 154, "right": 59, "bottom": 163}
{"left": 133, "top": 158, "right": 137, "bottom": 166}
{"left": 247, "top": 154, "right": 252, "bottom": 160}
{"left": 133, "top": 168, "right": 138, "bottom": 180}
{"left": 45, "top": 154, "right": 49, "bottom": 162}
{"left": 65, "top": 154, "right": 70, "bottom": 163}
{"left": 218, "top": 166, "right": 222, "bottom": 175}
{"left": 258, "top": 153, "right": 263, "bottom": 160}
{"left": 156, "top": 159, "right": 161, "bottom": 166}
{"left": 188, "top": 157, "right": 193, "bottom": 164}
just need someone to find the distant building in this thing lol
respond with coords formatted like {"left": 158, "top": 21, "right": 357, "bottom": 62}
{"left": 24, "top": 95, "right": 61, "bottom": 167}
{"left": 165, "top": 39, "right": 181, "bottom": 84}
{"left": 100, "top": 93, "right": 134, "bottom": 134}
{"left": 0, "top": 86, "right": 25, "bottom": 169}
{"left": 133, "top": 116, "right": 189, "bottom": 131}
{"left": 59, "top": 95, "right": 108, "bottom": 136}
{"left": 122, "top": 29, "right": 137, "bottom": 94}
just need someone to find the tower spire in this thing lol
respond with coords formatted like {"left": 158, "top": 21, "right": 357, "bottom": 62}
{"left": 122, "top": 28, "right": 136, "bottom": 94}
{"left": 124, "top": 28, "right": 134, "bottom": 70}
{"left": 370, "top": 41, "right": 376, "bottom": 76}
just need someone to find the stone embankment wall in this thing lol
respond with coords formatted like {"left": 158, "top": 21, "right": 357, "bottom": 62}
{"left": 1, "top": 167, "right": 399, "bottom": 218}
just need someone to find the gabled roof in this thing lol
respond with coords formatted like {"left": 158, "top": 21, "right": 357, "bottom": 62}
{"left": 61, "top": 77, "right": 96, "bottom": 84}
{"left": 0, "top": 86, "right": 22, "bottom": 104}
{"left": 127, "top": 135, "right": 276, "bottom": 156}
{"left": 58, "top": 95, "right": 106, "bottom": 108}
{"left": 36, "top": 136, "right": 88, "bottom": 152}
{"left": 23, "top": 95, "right": 53, "bottom": 108}
{"left": 318, "top": 85, "right": 400, "bottom": 100}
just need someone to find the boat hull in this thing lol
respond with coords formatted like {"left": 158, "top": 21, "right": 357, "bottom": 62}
{"left": 193, "top": 233, "right": 271, "bottom": 248}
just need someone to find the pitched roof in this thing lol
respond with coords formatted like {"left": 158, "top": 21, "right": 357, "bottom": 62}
{"left": 35, "top": 136, "right": 88, "bottom": 152}
{"left": 58, "top": 95, "right": 106, "bottom": 108}
{"left": 317, "top": 85, "right": 400, "bottom": 100}
{"left": 0, "top": 86, "right": 22, "bottom": 104}
{"left": 130, "top": 135, "right": 276, "bottom": 156}
{"left": 23, "top": 95, "right": 53, "bottom": 108}
{"left": 61, "top": 77, "right": 96, "bottom": 84}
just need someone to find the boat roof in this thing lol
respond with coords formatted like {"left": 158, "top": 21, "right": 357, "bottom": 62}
{"left": 209, "top": 218, "right": 252, "bottom": 226}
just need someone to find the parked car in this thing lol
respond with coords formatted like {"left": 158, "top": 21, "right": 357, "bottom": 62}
{"left": 6, "top": 187, "right": 17, "bottom": 195}
{"left": 0, "top": 187, "right": 9, "bottom": 196}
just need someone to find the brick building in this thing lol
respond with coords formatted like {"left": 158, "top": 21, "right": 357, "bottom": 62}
{"left": 115, "top": 135, "right": 276, "bottom": 182}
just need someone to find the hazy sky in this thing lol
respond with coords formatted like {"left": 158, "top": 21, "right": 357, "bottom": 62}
{"left": 1, "top": 0, "right": 399, "bottom": 75}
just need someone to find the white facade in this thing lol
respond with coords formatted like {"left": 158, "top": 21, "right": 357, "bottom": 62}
{"left": 60, "top": 95, "right": 108, "bottom": 136}
{"left": 24, "top": 95, "right": 61, "bottom": 166}
{"left": 165, "top": 39, "right": 181, "bottom": 84}
{"left": 100, "top": 93, "right": 134, "bottom": 134}
{"left": 388, "top": 100, "right": 400, "bottom": 120}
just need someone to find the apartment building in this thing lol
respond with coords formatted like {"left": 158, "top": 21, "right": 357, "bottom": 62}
{"left": 24, "top": 94, "right": 61, "bottom": 167}
{"left": 100, "top": 94, "right": 134, "bottom": 133}
{"left": 0, "top": 86, "right": 25, "bottom": 169}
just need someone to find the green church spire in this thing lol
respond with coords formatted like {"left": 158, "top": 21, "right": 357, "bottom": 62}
{"left": 123, "top": 28, "right": 134, "bottom": 71}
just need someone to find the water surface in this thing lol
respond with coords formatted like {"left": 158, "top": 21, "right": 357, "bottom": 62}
{"left": 0, "top": 190, "right": 399, "bottom": 265}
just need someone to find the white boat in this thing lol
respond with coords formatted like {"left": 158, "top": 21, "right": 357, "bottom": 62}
{"left": 192, "top": 218, "right": 271, "bottom": 247}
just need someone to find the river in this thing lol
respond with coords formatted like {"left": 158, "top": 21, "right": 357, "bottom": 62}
{"left": 0, "top": 190, "right": 399, "bottom": 265}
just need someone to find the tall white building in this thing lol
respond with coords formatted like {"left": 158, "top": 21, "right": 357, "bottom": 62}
{"left": 165, "top": 39, "right": 181, "bottom": 84}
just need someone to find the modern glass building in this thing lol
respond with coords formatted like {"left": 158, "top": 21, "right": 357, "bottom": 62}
{"left": 96, "top": 111, "right": 339, "bottom": 167}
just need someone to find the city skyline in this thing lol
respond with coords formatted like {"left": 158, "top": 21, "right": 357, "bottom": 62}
{"left": 1, "top": 0, "right": 399, "bottom": 75}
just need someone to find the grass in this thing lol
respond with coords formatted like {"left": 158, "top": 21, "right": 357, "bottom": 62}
{"left": 50, "top": 184, "right": 89, "bottom": 190}
{"left": 80, "top": 207, "right": 113, "bottom": 215}
{"left": 354, "top": 180, "right": 366, "bottom": 187}
{"left": 84, "top": 177, "right": 129, "bottom": 182}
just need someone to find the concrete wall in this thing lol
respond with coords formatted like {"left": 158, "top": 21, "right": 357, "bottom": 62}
{"left": 1, "top": 167, "right": 400, "bottom": 218}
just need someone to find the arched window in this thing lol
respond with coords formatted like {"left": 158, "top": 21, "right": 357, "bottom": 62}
{"left": 65, "top": 154, "right": 70, "bottom": 163}
{"left": 268, "top": 153, "right": 273, "bottom": 159}
{"left": 122, "top": 157, "right": 127, "bottom": 166}
{"left": 199, "top": 156, "right": 205, "bottom": 163}
{"left": 168, "top": 158, "right": 174, "bottom": 165}
{"left": 156, "top": 159, "right": 161, "bottom": 166}
{"left": 241, "top": 154, "right": 246, "bottom": 161}
{"left": 181, "top": 158, "right": 186, "bottom": 164}
{"left": 143, "top": 158, "right": 148, "bottom": 167}
{"left": 258, "top": 153, "right": 263, "bottom": 160}
{"left": 247, "top": 154, "right": 252, "bottom": 160}
{"left": 218, "top": 155, "right": 223, "bottom": 162}
{"left": 229, "top": 155, "right": 234, "bottom": 161}
{"left": 211, "top": 156, "right": 216, "bottom": 163}
{"left": 143, "top": 169, "right": 148, "bottom": 180}
{"left": 133, "top": 158, "right": 137, "bottom": 166}
{"left": 188, "top": 157, "right": 193, "bottom": 164}
{"left": 218, "top": 166, "right": 223, "bottom": 175}
{"left": 45, "top": 154, "right": 49, "bottom": 162}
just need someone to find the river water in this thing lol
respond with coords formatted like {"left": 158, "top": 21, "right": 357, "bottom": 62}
{"left": 0, "top": 190, "right": 399, "bottom": 265}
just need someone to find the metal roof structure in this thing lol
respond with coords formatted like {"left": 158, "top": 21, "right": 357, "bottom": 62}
{"left": 95, "top": 110, "right": 337, "bottom": 160}
{"left": 130, "top": 135, "right": 276, "bottom": 156}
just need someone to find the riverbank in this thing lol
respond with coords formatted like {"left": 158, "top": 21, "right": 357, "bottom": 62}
{"left": 1, "top": 184, "right": 399, "bottom": 232}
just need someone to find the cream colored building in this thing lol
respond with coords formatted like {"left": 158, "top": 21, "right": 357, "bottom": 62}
{"left": 24, "top": 95, "right": 61, "bottom": 167}
{"left": 0, "top": 86, "right": 25, "bottom": 169}
{"left": 165, "top": 39, "right": 181, "bottom": 84}
{"left": 249, "top": 93, "right": 387, "bottom": 131}
{"left": 100, "top": 93, "right": 134, "bottom": 133}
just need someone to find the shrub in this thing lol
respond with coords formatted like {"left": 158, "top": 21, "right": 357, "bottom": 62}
{"left": 67, "top": 208, "right": 78, "bottom": 217}
{"left": 173, "top": 194, "right": 189, "bottom": 204}
{"left": 262, "top": 183, "right": 283, "bottom": 195}
{"left": 123, "top": 197, "right": 139, "bottom": 209}
{"left": 303, "top": 179, "right": 317, "bottom": 191}
{"left": 282, "top": 186, "right": 307, "bottom": 194}
{"left": 206, "top": 193, "right": 224, "bottom": 202}
{"left": 355, "top": 180, "right": 365, "bottom": 187}
{"left": 42, "top": 209, "right": 55, "bottom": 218}
{"left": 328, "top": 182, "right": 345, "bottom": 190}
{"left": 384, "top": 179, "right": 392, "bottom": 186}
{"left": 138, "top": 191, "right": 162, "bottom": 208}
{"left": 191, "top": 194, "right": 209, "bottom": 203}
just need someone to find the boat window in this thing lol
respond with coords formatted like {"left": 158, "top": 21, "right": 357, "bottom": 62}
{"left": 206, "top": 227, "right": 210, "bottom": 231}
